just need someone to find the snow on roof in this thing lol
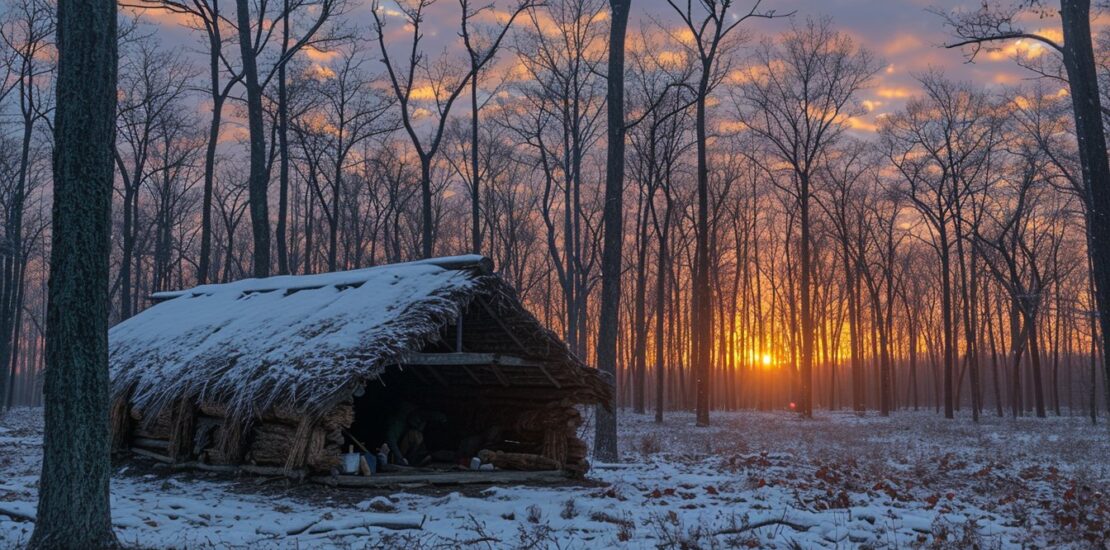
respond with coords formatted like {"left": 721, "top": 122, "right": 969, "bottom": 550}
{"left": 109, "top": 255, "right": 598, "bottom": 425}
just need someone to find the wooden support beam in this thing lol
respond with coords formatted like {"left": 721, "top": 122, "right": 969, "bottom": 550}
{"left": 460, "top": 365, "right": 482, "bottom": 384}
{"left": 398, "top": 352, "right": 539, "bottom": 367}
{"left": 536, "top": 364, "right": 562, "bottom": 389}
{"left": 478, "top": 297, "right": 529, "bottom": 354}
{"left": 487, "top": 363, "right": 511, "bottom": 387}
{"left": 420, "top": 364, "right": 449, "bottom": 387}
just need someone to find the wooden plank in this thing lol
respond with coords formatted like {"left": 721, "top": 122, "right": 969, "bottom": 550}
{"left": 397, "top": 352, "right": 539, "bottom": 367}
{"left": 310, "top": 470, "right": 570, "bottom": 488}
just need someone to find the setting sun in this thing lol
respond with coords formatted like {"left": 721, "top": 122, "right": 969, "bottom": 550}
{"left": 761, "top": 354, "right": 772, "bottom": 366}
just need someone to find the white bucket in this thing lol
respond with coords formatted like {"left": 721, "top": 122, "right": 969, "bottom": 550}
{"left": 342, "top": 452, "right": 361, "bottom": 474}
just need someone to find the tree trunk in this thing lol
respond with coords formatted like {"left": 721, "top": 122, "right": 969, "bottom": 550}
{"left": 276, "top": 0, "right": 291, "bottom": 275}
{"left": 1026, "top": 311, "right": 1048, "bottom": 418}
{"left": 593, "top": 0, "right": 629, "bottom": 463}
{"left": 654, "top": 200, "right": 669, "bottom": 423}
{"left": 632, "top": 206, "right": 648, "bottom": 414}
{"left": 236, "top": 0, "right": 270, "bottom": 277}
{"left": 198, "top": 90, "right": 223, "bottom": 284}
{"left": 799, "top": 174, "right": 813, "bottom": 418}
{"left": 939, "top": 232, "right": 955, "bottom": 419}
{"left": 692, "top": 61, "right": 712, "bottom": 427}
{"left": 470, "top": 69, "right": 481, "bottom": 253}
{"left": 420, "top": 157, "right": 433, "bottom": 258}
{"left": 29, "top": 0, "right": 118, "bottom": 544}
{"left": 1059, "top": 0, "right": 1110, "bottom": 415}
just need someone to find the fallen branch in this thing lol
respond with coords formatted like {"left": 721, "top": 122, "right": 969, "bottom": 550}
{"left": 310, "top": 470, "right": 569, "bottom": 487}
{"left": 0, "top": 503, "right": 35, "bottom": 523}
{"left": 131, "top": 446, "right": 173, "bottom": 463}
{"left": 168, "top": 460, "right": 306, "bottom": 481}
{"left": 301, "top": 514, "right": 425, "bottom": 535}
{"left": 713, "top": 518, "right": 812, "bottom": 536}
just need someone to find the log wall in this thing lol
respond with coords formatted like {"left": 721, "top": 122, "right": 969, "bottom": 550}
{"left": 119, "top": 394, "right": 592, "bottom": 477}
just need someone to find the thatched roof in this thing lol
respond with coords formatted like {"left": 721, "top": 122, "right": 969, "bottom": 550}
{"left": 109, "top": 255, "right": 609, "bottom": 426}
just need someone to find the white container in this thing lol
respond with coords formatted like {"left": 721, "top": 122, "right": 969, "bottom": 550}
{"left": 342, "top": 452, "right": 361, "bottom": 474}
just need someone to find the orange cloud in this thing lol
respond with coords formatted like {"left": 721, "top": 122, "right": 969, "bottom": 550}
{"left": 882, "top": 34, "right": 924, "bottom": 56}
{"left": 876, "top": 86, "right": 914, "bottom": 99}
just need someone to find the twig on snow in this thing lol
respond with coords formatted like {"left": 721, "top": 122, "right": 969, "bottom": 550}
{"left": 713, "top": 517, "right": 812, "bottom": 536}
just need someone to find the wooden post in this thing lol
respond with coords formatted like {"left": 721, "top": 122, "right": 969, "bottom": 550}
{"left": 167, "top": 399, "right": 195, "bottom": 462}
{"left": 456, "top": 314, "right": 463, "bottom": 352}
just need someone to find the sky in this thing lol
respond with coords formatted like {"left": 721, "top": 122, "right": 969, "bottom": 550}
{"left": 726, "top": 0, "right": 1064, "bottom": 128}
{"left": 128, "top": 0, "right": 1071, "bottom": 136}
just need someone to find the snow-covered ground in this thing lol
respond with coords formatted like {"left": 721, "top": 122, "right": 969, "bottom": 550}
{"left": 2, "top": 407, "right": 1108, "bottom": 548}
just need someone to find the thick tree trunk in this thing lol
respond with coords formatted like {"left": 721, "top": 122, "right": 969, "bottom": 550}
{"left": 29, "top": 0, "right": 118, "bottom": 545}
{"left": 1059, "top": 0, "right": 1110, "bottom": 414}
{"left": 594, "top": 0, "right": 629, "bottom": 463}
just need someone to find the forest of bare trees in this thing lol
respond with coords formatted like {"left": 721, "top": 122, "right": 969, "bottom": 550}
{"left": 0, "top": 0, "right": 1108, "bottom": 428}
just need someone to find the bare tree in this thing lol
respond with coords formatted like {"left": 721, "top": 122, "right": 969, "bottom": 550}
{"left": 234, "top": 0, "right": 342, "bottom": 277}
{"left": 113, "top": 39, "right": 194, "bottom": 320}
{"left": 0, "top": 0, "right": 51, "bottom": 412}
{"left": 936, "top": 0, "right": 1110, "bottom": 420}
{"left": 733, "top": 17, "right": 877, "bottom": 417}
{"left": 123, "top": 0, "right": 242, "bottom": 284}
{"left": 459, "top": 0, "right": 534, "bottom": 253}
{"left": 881, "top": 74, "right": 1002, "bottom": 419}
{"left": 817, "top": 140, "right": 877, "bottom": 414}
{"left": 664, "top": 0, "right": 787, "bottom": 426}
{"left": 295, "top": 50, "right": 395, "bottom": 271}
{"left": 505, "top": 0, "right": 607, "bottom": 355}
{"left": 371, "top": 0, "right": 476, "bottom": 258}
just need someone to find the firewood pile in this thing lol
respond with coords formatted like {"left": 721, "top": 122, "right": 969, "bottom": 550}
{"left": 493, "top": 400, "right": 591, "bottom": 475}
{"left": 127, "top": 406, "right": 174, "bottom": 460}
{"left": 192, "top": 402, "right": 353, "bottom": 471}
